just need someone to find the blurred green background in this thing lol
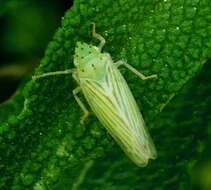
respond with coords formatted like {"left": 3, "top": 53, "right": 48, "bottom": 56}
{"left": 0, "top": 0, "right": 72, "bottom": 103}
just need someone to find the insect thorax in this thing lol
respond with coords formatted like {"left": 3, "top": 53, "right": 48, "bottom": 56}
{"left": 74, "top": 42, "right": 110, "bottom": 81}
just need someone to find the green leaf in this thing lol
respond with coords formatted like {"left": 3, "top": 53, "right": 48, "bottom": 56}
{"left": 0, "top": 0, "right": 210, "bottom": 189}
{"left": 78, "top": 62, "right": 211, "bottom": 190}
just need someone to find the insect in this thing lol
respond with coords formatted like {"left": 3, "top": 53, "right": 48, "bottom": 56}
{"left": 32, "top": 23, "right": 157, "bottom": 167}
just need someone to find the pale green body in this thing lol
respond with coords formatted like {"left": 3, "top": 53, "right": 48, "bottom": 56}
{"left": 73, "top": 42, "right": 157, "bottom": 167}
{"left": 33, "top": 25, "right": 157, "bottom": 167}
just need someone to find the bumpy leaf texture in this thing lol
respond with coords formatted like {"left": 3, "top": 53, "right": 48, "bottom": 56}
{"left": 0, "top": 0, "right": 210, "bottom": 189}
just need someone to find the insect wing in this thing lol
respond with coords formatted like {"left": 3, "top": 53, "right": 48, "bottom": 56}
{"left": 80, "top": 62, "right": 157, "bottom": 167}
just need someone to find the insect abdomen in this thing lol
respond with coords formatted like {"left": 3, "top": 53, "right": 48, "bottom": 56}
{"left": 80, "top": 62, "right": 157, "bottom": 167}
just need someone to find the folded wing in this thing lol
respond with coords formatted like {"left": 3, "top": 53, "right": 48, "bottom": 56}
{"left": 81, "top": 62, "right": 157, "bottom": 166}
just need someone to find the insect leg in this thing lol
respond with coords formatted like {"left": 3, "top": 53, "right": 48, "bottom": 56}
{"left": 73, "top": 87, "right": 90, "bottom": 124}
{"left": 32, "top": 69, "right": 73, "bottom": 80}
{"left": 91, "top": 22, "right": 106, "bottom": 51}
{"left": 115, "top": 60, "right": 157, "bottom": 80}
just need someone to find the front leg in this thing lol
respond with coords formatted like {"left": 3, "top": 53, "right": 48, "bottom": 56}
{"left": 73, "top": 87, "right": 90, "bottom": 124}
{"left": 91, "top": 22, "right": 106, "bottom": 52}
{"left": 115, "top": 60, "right": 157, "bottom": 80}
{"left": 32, "top": 69, "right": 73, "bottom": 80}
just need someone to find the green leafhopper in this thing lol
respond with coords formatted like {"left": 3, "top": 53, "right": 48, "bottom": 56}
{"left": 32, "top": 23, "right": 157, "bottom": 167}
